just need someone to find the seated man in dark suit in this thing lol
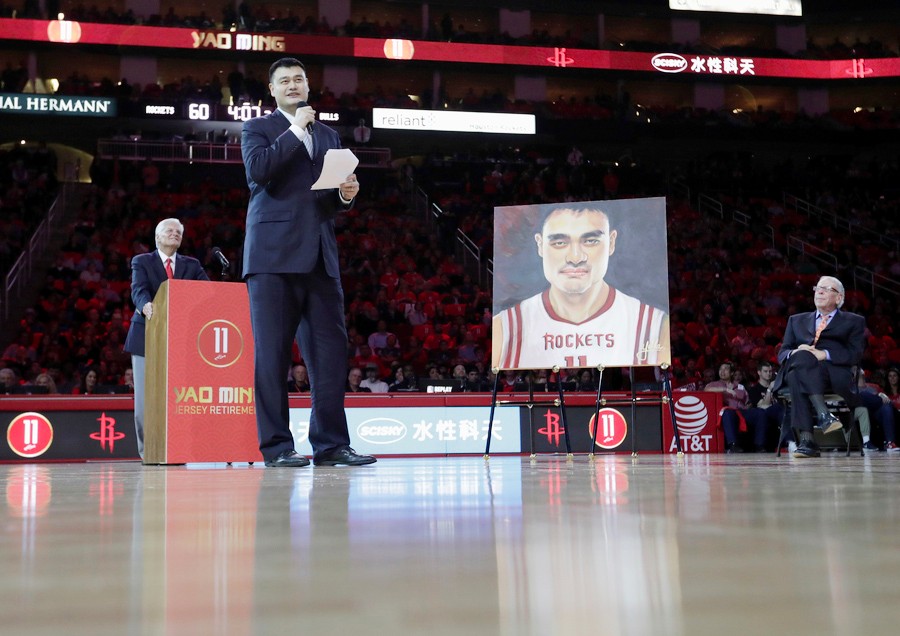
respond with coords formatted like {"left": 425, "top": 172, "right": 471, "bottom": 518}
{"left": 772, "top": 276, "right": 866, "bottom": 458}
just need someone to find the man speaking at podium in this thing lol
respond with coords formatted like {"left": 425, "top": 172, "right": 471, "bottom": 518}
{"left": 125, "top": 218, "right": 209, "bottom": 459}
{"left": 241, "top": 57, "right": 375, "bottom": 468}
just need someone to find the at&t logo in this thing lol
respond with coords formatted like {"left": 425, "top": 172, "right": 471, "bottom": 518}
{"left": 7, "top": 412, "right": 54, "bottom": 458}
{"left": 670, "top": 395, "right": 713, "bottom": 453}
{"left": 590, "top": 408, "right": 627, "bottom": 449}
{"left": 197, "top": 319, "right": 244, "bottom": 367}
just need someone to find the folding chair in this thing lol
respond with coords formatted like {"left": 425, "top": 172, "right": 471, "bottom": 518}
{"left": 775, "top": 390, "right": 862, "bottom": 457}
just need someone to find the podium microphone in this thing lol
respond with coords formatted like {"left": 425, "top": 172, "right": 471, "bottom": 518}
{"left": 296, "top": 101, "right": 314, "bottom": 133}
{"left": 212, "top": 247, "right": 229, "bottom": 277}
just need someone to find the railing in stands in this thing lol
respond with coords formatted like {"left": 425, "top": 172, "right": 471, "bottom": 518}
{"left": 351, "top": 147, "right": 392, "bottom": 168}
{"left": 784, "top": 192, "right": 899, "bottom": 253}
{"left": 697, "top": 193, "right": 774, "bottom": 248}
{"left": 430, "top": 202, "right": 488, "bottom": 287}
{"left": 699, "top": 192, "right": 759, "bottom": 230}
{"left": 429, "top": 201, "right": 442, "bottom": 231}
{"left": 698, "top": 193, "right": 723, "bottom": 219}
{"left": 853, "top": 266, "right": 900, "bottom": 300}
{"left": 95, "top": 139, "right": 392, "bottom": 168}
{"left": 784, "top": 193, "right": 849, "bottom": 232}
{"left": 456, "top": 229, "right": 483, "bottom": 286}
{"left": 403, "top": 175, "right": 429, "bottom": 224}
{"left": 97, "top": 139, "right": 244, "bottom": 163}
{"left": 785, "top": 235, "right": 837, "bottom": 273}
{"left": 762, "top": 224, "right": 776, "bottom": 249}
{"left": 4, "top": 185, "right": 65, "bottom": 320}
{"left": 670, "top": 181, "right": 691, "bottom": 206}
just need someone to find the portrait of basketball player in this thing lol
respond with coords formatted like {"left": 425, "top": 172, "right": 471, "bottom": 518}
{"left": 491, "top": 200, "right": 670, "bottom": 370}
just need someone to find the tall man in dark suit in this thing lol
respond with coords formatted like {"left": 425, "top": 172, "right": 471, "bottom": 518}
{"left": 241, "top": 57, "right": 375, "bottom": 468}
{"left": 773, "top": 276, "right": 866, "bottom": 458}
{"left": 124, "top": 218, "right": 209, "bottom": 459}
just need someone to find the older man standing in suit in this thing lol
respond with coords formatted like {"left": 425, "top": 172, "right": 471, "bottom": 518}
{"left": 773, "top": 275, "right": 866, "bottom": 458}
{"left": 124, "top": 218, "right": 209, "bottom": 459}
{"left": 241, "top": 57, "right": 375, "bottom": 468}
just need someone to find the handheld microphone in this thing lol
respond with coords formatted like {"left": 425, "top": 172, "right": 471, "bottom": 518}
{"left": 212, "top": 247, "right": 229, "bottom": 269}
{"left": 296, "top": 101, "right": 314, "bottom": 133}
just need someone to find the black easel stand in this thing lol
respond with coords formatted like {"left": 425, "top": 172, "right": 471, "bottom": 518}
{"left": 588, "top": 365, "right": 606, "bottom": 458}
{"left": 484, "top": 367, "right": 572, "bottom": 458}
{"left": 660, "top": 364, "right": 683, "bottom": 455}
{"left": 486, "top": 364, "right": 681, "bottom": 458}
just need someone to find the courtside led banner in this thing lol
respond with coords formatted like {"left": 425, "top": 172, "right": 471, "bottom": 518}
{"left": 1, "top": 18, "right": 898, "bottom": 80}
{"left": 670, "top": 0, "right": 802, "bottom": 17}
{"left": 289, "top": 406, "right": 521, "bottom": 455}
{"left": 373, "top": 108, "right": 535, "bottom": 135}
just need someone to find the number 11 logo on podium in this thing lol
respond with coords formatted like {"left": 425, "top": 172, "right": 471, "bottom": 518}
{"left": 197, "top": 319, "right": 244, "bottom": 367}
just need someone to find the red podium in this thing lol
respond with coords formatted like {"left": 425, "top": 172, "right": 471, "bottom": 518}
{"left": 143, "top": 280, "right": 261, "bottom": 464}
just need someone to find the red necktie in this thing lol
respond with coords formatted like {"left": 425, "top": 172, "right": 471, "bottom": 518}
{"left": 813, "top": 314, "right": 828, "bottom": 345}
{"left": 165, "top": 258, "right": 174, "bottom": 280}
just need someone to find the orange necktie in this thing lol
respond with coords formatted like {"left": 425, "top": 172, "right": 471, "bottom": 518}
{"left": 165, "top": 258, "right": 174, "bottom": 280}
{"left": 813, "top": 314, "right": 828, "bottom": 345}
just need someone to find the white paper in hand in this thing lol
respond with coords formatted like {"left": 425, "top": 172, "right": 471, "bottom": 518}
{"left": 310, "top": 148, "right": 360, "bottom": 190}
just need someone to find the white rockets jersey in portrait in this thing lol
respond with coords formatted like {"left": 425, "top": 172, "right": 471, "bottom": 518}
{"left": 496, "top": 287, "right": 666, "bottom": 368}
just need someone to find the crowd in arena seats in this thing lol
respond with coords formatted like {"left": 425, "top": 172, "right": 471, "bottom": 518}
{"left": 0, "top": 155, "right": 504, "bottom": 395}
{"left": 1, "top": 137, "right": 898, "bottom": 433}
{"left": 2, "top": 1, "right": 897, "bottom": 60}
{"left": 399, "top": 142, "right": 900, "bottom": 401}
{"left": 0, "top": 143, "right": 58, "bottom": 278}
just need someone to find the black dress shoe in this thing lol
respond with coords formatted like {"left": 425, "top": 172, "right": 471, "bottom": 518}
{"left": 265, "top": 449, "right": 311, "bottom": 467}
{"left": 726, "top": 442, "right": 744, "bottom": 454}
{"left": 314, "top": 447, "right": 376, "bottom": 466}
{"left": 816, "top": 412, "right": 843, "bottom": 435}
{"left": 792, "top": 441, "right": 821, "bottom": 458}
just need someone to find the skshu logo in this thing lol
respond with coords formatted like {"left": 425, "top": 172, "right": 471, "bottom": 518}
{"left": 673, "top": 395, "right": 708, "bottom": 436}
{"left": 651, "top": 53, "right": 688, "bottom": 73}
{"left": 357, "top": 418, "right": 407, "bottom": 445}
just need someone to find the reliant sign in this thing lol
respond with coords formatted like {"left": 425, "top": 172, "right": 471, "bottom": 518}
{"left": 372, "top": 108, "right": 535, "bottom": 135}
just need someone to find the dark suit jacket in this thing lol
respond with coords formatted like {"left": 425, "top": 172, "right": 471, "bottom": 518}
{"left": 123, "top": 251, "right": 209, "bottom": 356}
{"left": 772, "top": 309, "right": 866, "bottom": 395}
{"left": 240, "top": 110, "right": 349, "bottom": 278}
